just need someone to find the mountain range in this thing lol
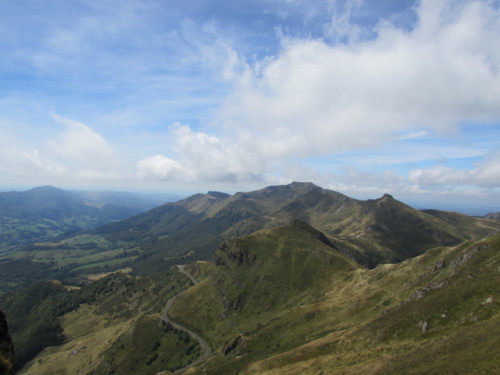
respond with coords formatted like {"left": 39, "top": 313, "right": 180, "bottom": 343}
{"left": 0, "top": 182, "right": 498, "bottom": 374}
{"left": 92, "top": 182, "right": 500, "bottom": 272}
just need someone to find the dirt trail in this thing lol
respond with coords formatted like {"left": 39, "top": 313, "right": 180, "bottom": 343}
{"left": 161, "top": 265, "right": 212, "bottom": 374}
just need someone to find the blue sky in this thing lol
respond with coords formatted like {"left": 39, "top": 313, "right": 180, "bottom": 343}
{"left": 1, "top": 0, "right": 500, "bottom": 212}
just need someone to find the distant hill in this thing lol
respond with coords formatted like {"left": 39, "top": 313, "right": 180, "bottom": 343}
{"left": 0, "top": 185, "right": 171, "bottom": 220}
{"left": 72, "top": 189, "right": 182, "bottom": 213}
{"left": 482, "top": 212, "right": 500, "bottom": 220}
{"left": 0, "top": 186, "right": 177, "bottom": 252}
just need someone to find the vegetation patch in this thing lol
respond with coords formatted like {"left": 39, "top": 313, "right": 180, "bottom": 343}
{"left": 94, "top": 316, "right": 201, "bottom": 375}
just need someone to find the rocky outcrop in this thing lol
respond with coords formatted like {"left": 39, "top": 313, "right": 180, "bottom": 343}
{"left": 223, "top": 334, "right": 248, "bottom": 356}
{"left": 0, "top": 310, "right": 14, "bottom": 375}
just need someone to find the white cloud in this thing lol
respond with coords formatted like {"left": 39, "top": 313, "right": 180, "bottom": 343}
{"left": 219, "top": 0, "right": 500, "bottom": 160}
{"left": 136, "top": 123, "right": 267, "bottom": 183}
{"left": 0, "top": 146, "right": 66, "bottom": 178}
{"left": 409, "top": 152, "right": 500, "bottom": 188}
{"left": 137, "top": 155, "right": 185, "bottom": 181}
{"left": 0, "top": 115, "right": 128, "bottom": 186}
{"left": 0, "top": 124, "right": 65, "bottom": 180}
{"left": 136, "top": 0, "right": 500, "bottom": 194}
{"left": 48, "top": 114, "right": 119, "bottom": 170}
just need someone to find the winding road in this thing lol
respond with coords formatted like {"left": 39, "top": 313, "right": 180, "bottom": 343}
{"left": 161, "top": 265, "right": 212, "bottom": 374}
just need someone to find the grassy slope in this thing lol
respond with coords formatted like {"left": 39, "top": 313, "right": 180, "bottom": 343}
{"left": 92, "top": 316, "right": 202, "bottom": 375}
{"left": 12, "top": 221, "right": 499, "bottom": 375}
{"left": 168, "top": 226, "right": 499, "bottom": 374}
{"left": 0, "top": 234, "right": 141, "bottom": 292}
{"left": 242, "top": 236, "right": 500, "bottom": 375}
{"left": 168, "top": 221, "right": 364, "bottom": 372}
{"left": 8, "top": 267, "right": 196, "bottom": 374}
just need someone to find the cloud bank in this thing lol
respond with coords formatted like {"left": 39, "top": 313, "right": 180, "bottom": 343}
{"left": 138, "top": 0, "right": 500, "bottom": 192}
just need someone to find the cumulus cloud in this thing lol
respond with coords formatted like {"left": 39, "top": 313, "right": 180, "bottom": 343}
{"left": 0, "top": 115, "right": 126, "bottom": 186}
{"left": 409, "top": 152, "right": 500, "bottom": 188}
{"left": 0, "top": 146, "right": 66, "bottom": 178}
{"left": 136, "top": 123, "right": 267, "bottom": 183}
{"left": 48, "top": 114, "right": 119, "bottom": 171}
{"left": 137, "top": 155, "right": 185, "bottom": 181}
{"left": 219, "top": 0, "right": 500, "bottom": 159}
{"left": 135, "top": 0, "right": 500, "bottom": 194}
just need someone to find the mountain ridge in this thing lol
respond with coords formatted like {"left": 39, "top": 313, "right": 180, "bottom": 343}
{"left": 1, "top": 181, "right": 499, "bottom": 374}
{"left": 51, "top": 181, "right": 500, "bottom": 275}
{"left": 2, "top": 182, "right": 499, "bottom": 290}
{"left": 122, "top": 182, "right": 499, "bottom": 271}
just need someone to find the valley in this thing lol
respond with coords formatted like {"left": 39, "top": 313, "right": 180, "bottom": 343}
{"left": 0, "top": 186, "right": 176, "bottom": 292}
{"left": 0, "top": 182, "right": 499, "bottom": 374}
{"left": 0, "top": 186, "right": 174, "bottom": 253}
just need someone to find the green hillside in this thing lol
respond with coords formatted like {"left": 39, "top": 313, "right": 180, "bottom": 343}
{"left": 167, "top": 226, "right": 500, "bottom": 374}
{"left": 0, "top": 266, "right": 196, "bottom": 373}
{"left": 6, "top": 219, "right": 499, "bottom": 374}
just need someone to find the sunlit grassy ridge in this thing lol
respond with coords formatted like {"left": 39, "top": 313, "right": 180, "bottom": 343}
{"left": 167, "top": 225, "right": 499, "bottom": 374}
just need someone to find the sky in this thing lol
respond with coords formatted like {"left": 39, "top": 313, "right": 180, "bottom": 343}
{"left": 1, "top": 0, "right": 500, "bottom": 213}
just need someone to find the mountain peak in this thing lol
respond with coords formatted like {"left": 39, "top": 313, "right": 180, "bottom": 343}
{"left": 28, "top": 185, "right": 64, "bottom": 193}
{"left": 207, "top": 191, "right": 230, "bottom": 199}
{"left": 289, "top": 181, "right": 319, "bottom": 189}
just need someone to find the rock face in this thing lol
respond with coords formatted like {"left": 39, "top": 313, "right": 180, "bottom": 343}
{"left": 0, "top": 310, "right": 14, "bottom": 375}
{"left": 223, "top": 334, "right": 247, "bottom": 356}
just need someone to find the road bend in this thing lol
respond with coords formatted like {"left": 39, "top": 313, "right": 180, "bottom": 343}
{"left": 161, "top": 265, "right": 212, "bottom": 374}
